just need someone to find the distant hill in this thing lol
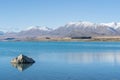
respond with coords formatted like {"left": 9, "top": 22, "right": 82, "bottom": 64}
{"left": 17, "top": 26, "right": 52, "bottom": 37}
{"left": 0, "top": 31, "right": 4, "bottom": 35}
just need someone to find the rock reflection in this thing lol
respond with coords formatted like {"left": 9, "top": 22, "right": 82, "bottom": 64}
{"left": 39, "top": 53, "right": 120, "bottom": 64}
{"left": 11, "top": 63, "right": 34, "bottom": 72}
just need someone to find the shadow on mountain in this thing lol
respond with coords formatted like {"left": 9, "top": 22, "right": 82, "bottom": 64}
{"left": 11, "top": 63, "right": 34, "bottom": 72}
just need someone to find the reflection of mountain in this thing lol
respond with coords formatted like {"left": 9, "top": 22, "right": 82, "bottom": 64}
{"left": 39, "top": 53, "right": 120, "bottom": 64}
{"left": 66, "top": 53, "right": 120, "bottom": 64}
{"left": 11, "top": 63, "right": 34, "bottom": 72}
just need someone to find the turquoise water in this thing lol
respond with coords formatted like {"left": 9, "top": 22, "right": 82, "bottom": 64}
{"left": 1, "top": 42, "right": 120, "bottom": 80}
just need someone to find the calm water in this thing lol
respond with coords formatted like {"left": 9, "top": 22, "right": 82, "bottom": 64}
{"left": 1, "top": 42, "right": 120, "bottom": 80}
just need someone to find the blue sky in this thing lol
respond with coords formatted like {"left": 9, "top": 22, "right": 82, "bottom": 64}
{"left": 0, "top": 0, "right": 120, "bottom": 32}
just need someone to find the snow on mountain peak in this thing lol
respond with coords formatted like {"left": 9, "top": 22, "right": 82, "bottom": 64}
{"left": 66, "top": 21, "right": 94, "bottom": 27}
{"left": 101, "top": 22, "right": 116, "bottom": 26}
{"left": 65, "top": 21, "right": 120, "bottom": 29}
{"left": 100, "top": 22, "right": 120, "bottom": 29}
{"left": 25, "top": 26, "right": 52, "bottom": 31}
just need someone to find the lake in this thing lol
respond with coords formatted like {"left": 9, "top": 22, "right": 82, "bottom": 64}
{"left": 0, "top": 42, "right": 120, "bottom": 80}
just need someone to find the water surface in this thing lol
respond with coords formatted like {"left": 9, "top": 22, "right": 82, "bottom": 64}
{"left": 0, "top": 42, "right": 120, "bottom": 80}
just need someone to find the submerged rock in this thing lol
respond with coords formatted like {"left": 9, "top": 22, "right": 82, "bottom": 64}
{"left": 11, "top": 54, "right": 35, "bottom": 64}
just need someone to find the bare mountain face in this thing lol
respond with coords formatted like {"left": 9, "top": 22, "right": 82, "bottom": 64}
{"left": 1, "top": 21, "right": 120, "bottom": 40}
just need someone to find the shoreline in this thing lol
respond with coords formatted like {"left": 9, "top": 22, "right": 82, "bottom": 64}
{"left": 1, "top": 36, "right": 120, "bottom": 42}
{"left": 2, "top": 37, "right": 120, "bottom": 42}
{"left": 20, "top": 37, "right": 120, "bottom": 42}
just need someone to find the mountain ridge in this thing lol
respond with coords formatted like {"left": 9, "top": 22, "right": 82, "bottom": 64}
{"left": 1, "top": 21, "right": 120, "bottom": 40}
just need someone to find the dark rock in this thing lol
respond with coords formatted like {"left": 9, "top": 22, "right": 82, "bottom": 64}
{"left": 11, "top": 54, "right": 35, "bottom": 64}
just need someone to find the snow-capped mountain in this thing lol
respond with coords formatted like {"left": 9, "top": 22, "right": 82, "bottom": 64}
{"left": 2, "top": 21, "right": 120, "bottom": 40}
{"left": 15, "top": 26, "right": 53, "bottom": 37}
{"left": 51, "top": 21, "right": 120, "bottom": 37}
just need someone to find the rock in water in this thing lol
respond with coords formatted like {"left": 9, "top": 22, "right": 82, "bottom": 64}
{"left": 11, "top": 54, "right": 35, "bottom": 64}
